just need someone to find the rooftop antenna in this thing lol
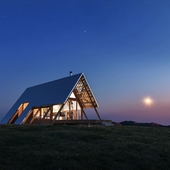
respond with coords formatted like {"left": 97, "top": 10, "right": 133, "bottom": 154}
{"left": 69, "top": 71, "right": 72, "bottom": 76}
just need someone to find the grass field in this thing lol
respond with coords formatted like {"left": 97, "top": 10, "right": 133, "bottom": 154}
{"left": 0, "top": 125, "right": 170, "bottom": 170}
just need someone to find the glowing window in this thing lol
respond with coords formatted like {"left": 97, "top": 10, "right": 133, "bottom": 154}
{"left": 70, "top": 92, "right": 76, "bottom": 98}
{"left": 53, "top": 105, "right": 62, "bottom": 112}
{"left": 8, "top": 102, "right": 29, "bottom": 124}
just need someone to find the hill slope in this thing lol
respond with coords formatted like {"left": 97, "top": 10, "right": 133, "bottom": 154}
{"left": 119, "top": 120, "right": 165, "bottom": 127}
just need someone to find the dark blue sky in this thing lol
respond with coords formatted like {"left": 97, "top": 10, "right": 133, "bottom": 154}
{"left": 1, "top": 0, "right": 170, "bottom": 124}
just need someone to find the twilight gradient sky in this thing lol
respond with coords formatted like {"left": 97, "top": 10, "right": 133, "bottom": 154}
{"left": 1, "top": 0, "right": 170, "bottom": 125}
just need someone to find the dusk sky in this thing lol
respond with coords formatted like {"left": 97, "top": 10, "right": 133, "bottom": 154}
{"left": 1, "top": 0, "right": 170, "bottom": 125}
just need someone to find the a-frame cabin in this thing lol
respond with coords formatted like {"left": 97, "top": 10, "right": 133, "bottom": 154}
{"left": 1, "top": 73, "right": 101, "bottom": 125}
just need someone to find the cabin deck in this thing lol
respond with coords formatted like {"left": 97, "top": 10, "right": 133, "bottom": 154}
{"left": 29, "top": 119, "right": 113, "bottom": 126}
{"left": 53, "top": 120, "right": 113, "bottom": 126}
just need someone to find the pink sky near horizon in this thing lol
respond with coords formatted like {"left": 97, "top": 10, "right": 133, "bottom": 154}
{"left": 97, "top": 101, "right": 170, "bottom": 125}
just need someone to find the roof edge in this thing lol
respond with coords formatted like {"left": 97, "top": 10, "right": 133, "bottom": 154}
{"left": 26, "top": 73, "right": 83, "bottom": 90}
{"left": 63, "top": 73, "right": 83, "bottom": 104}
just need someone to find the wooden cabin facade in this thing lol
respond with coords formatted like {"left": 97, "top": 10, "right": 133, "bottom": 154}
{"left": 1, "top": 73, "right": 101, "bottom": 125}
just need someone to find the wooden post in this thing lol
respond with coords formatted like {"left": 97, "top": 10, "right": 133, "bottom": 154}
{"left": 52, "top": 104, "right": 64, "bottom": 124}
{"left": 82, "top": 109, "right": 88, "bottom": 120}
{"left": 21, "top": 109, "right": 33, "bottom": 124}
{"left": 50, "top": 105, "right": 53, "bottom": 124}
{"left": 69, "top": 100, "right": 71, "bottom": 120}
{"left": 94, "top": 107, "right": 101, "bottom": 120}
{"left": 39, "top": 108, "right": 42, "bottom": 125}
{"left": 81, "top": 108, "right": 83, "bottom": 120}
{"left": 76, "top": 101, "right": 78, "bottom": 120}
{"left": 42, "top": 108, "right": 50, "bottom": 120}
{"left": 30, "top": 108, "right": 40, "bottom": 124}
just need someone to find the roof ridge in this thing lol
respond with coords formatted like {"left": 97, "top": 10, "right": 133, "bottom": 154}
{"left": 26, "top": 73, "right": 83, "bottom": 89}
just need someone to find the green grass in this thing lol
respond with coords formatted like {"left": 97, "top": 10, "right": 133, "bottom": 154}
{"left": 0, "top": 125, "right": 170, "bottom": 170}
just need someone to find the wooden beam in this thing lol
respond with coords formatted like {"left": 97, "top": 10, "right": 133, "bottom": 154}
{"left": 8, "top": 110, "right": 19, "bottom": 124}
{"left": 69, "top": 100, "right": 71, "bottom": 120}
{"left": 39, "top": 108, "right": 42, "bottom": 125}
{"left": 76, "top": 101, "right": 78, "bottom": 120}
{"left": 30, "top": 108, "right": 40, "bottom": 124}
{"left": 22, "top": 110, "right": 33, "bottom": 124}
{"left": 42, "top": 108, "right": 50, "bottom": 120}
{"left": 94, "top": 107, "right": 101, "bottom": 120}
{"left": 82, "top": 109, "right": 88, "bottom": 120}
{"left": 81, "top": 108, "right": 83, "bottom": 120}
{"left": 68, "top": 97, "right": 77, "bottom": 101}
{"left": 50, "top": 105, "right": 53, "bottom": 125}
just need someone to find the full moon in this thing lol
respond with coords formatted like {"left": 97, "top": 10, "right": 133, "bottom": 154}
{"left": 143, "top": 97, "right": 153, "bottom": 106}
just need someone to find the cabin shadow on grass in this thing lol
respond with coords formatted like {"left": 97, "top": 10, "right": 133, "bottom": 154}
{"left": 0, "top": 125, "right": 170, "bottom": 170}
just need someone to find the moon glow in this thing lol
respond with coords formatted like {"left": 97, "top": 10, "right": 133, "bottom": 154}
{"left": 143, "top": 97, "right": 153, "bottom": 106}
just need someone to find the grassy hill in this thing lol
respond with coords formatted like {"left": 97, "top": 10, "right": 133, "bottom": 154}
{"left": 0, "top": 125, "right": 170, "bottom": 170}
{"left": 119, "top": 121, "right": 167, "bottom": 127}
